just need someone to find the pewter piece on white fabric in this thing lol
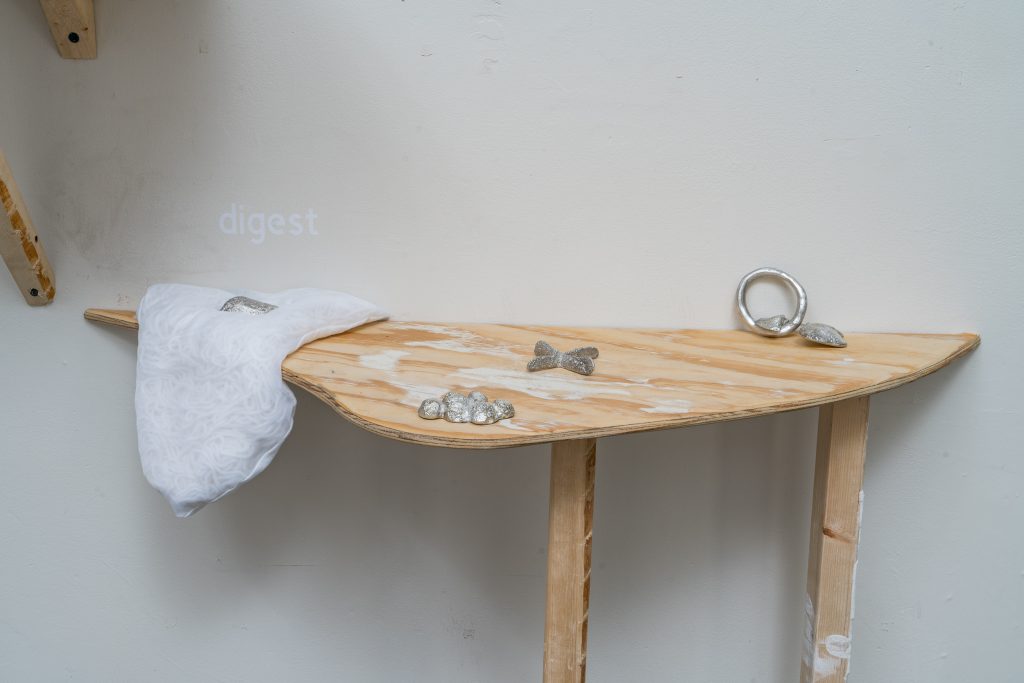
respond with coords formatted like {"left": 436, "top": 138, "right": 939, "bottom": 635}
{"left": 527, "top": 339, "right": 599, "bottom": 376}
{"left": 220, "top": 295, "right": 278, "bottom": 315}
{"left": 736, "top": 267, "right": 808, "bottom": 337}
{"left": 417, "top": 390, "right": 514, "bottom": 425}
{"left": 136, "top": 283, "right": 388, "bottom": 517}
{"left": 798, "top": 322, "right": 848, "bottom": 348}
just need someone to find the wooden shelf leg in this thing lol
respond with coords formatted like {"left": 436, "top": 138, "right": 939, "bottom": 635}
{"left": 544, "top": 438, "right": 596, "bottom": 683}
{"left": 801, "top": 397, "right": 870, "bottom": 683}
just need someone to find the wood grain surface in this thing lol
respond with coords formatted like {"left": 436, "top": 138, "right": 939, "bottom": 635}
{"left": 544, "top": 439, "right": 596, "bottom": 683}
{"left": 84, "top": 309, "right": 978, "bottom": 449}
{"left": 801, "top": 397, "right": 870, "bottom": 682}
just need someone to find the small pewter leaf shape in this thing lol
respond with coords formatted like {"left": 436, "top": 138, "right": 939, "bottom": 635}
{"left": 755, "top": 314, "right": 790, "bottom": 334}
{"left": 797, "top": 322, "right": 847, "bottom": 348}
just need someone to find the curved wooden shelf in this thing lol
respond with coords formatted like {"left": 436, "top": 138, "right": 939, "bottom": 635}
{"left": 84, "top": 308, "right": 978, "bottom": 450}
{"left": 86, "top": 306, "right": 979, "bottom": 681}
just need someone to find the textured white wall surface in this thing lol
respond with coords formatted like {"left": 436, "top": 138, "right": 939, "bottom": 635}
{"left": 1, "top": 1, "right": 1021, "bottom": 680}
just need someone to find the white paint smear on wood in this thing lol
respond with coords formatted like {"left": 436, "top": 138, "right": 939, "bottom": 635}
{"left": 452, "top": 367, "right": 634, "bottom": 401}
{"left": 802, "top": 594, "right": 815, "bottom": 672}
{"left": 394, "top": 382, "right": 453, "bottom": 407}
{"left": 824, "top": 634, "right": 852, "bottom": 659}
{"left": 812, "top": 650, "right": 840, "bottom": 681}
{"left": 641, "top": 399, "right": 693, "bottom": 414}
{"left": 394, "top": 322, "right": 520, "bottom": 358}
{"left": 359, "top": 349, "right": 410, "bottom": 371}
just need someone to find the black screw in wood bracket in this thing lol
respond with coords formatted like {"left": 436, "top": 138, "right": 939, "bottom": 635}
{"left": 67, "top": 32, "right": 80, "bottom": 44}
{"left": 30, "top": 288, "right": 39, "bottom": 297}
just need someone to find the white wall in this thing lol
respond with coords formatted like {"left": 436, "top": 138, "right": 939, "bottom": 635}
{"left": 1, "top": 1, "right": 1021, "bottom": 680}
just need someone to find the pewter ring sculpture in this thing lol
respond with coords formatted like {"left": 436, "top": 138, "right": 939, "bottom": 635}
{"left": 736, "top": 267, "right": 807, "bottom": 337}
{"left": 735, "top": 268, "right": 847, "bottom": 348}
{"left": 418, "top": 390, "right": 515, "bottom": 425}
{"left": 220, "top": 296, "right": 278, "bottom": 315}
{"left": 527, "top": 340, "right": 599, "bottom": 376}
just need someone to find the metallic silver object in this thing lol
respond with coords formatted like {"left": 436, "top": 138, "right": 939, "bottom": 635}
{"left": 471, "top": 403, "right": 496, "bottom": 425}
{"left": 754, "top": 314, "right": 790, "bottom": 334}
{"left": 736, "top": 268, "right": 847, "bottom": 348}
{"left": 220, "top": 296, "right": 278, "bottom": 315}
{"left": 527, "top": 340, "right": 599, "bottom": 376}
{"left": 492, "top": 399, "right": 515, "bottom": 420}
{"left": 797, "top": 322, "right": 847, "bottom": 348}
{"left": 417, "top": 398, "right": 445, "bottom": 420}
{"left": 736, "top": 268, "right": 807, "bottom": 337}
{"left": 418, "top": 391, "right": 514, "bottom": 425}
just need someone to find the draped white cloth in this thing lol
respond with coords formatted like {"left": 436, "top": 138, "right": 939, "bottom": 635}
{"left": 135, "top": 284, "right": 388, "bottom": 516}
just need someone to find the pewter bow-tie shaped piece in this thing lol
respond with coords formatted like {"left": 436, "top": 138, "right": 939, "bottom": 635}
{"left": 527, "top": 340, "right": 600, "bottom": 376}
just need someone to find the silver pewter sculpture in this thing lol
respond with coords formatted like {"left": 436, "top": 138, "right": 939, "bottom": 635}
{"left": 418, "top": 391, "right": 515, "bottom": 425}
{"left": 797, "top": 322, "right": 846, "bottom": 348}
{"left": 527, "top": 340, "right": 600, "bottom": 376}
{"left": 736, "top": 268, "right": 847, "bottom": 348}
{"left": 220, "top": 296, "right": 278, "bottom": 315}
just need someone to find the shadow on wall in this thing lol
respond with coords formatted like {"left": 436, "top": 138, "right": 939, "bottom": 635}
{"left": 141, "top": 388, "right": 550, "bottom": 677}
{"left": 592, "top": 411, "right": 818, "bottom": 680}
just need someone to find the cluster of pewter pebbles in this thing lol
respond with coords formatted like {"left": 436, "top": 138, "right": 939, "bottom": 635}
{"left": 418, "top": 391, "right": 515, "bottom": 425}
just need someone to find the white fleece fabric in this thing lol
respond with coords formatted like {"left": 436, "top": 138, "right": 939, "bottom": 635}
{"left": 135, "top": 284, "right": 388, "bottom": 517}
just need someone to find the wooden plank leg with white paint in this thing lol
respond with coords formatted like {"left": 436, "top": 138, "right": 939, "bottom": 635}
{"left": 801, "top": 397, "right": 870, "bottom": 682}
{"left": 544, "top": 438, "right": 596, "bottom": 683}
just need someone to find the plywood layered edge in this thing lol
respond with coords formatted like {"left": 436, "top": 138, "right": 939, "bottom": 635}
{"left": 84, "top": 308, "right": 978, "bottom": 449}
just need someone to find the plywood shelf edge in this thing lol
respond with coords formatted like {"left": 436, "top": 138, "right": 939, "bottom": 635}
{"left": 84, "top": 306, "right": 979, "bottom": 681}
{"left": 84, "top": 308, "right": 979, "bottom": 449}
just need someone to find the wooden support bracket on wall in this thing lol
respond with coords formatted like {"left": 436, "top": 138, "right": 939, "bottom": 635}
{"left": 39, "top": 0, "right": 96, "bottom": 59}
{"left": 0, "top": 150, "right": 55, "bottom": 305}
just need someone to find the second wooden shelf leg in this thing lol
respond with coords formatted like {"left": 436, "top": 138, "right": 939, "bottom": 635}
{"left": 801, "top": 397, "right": 870, "bottom": 682}
{"left": 544, "top": 438, "right": 597, "bottom": 683}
